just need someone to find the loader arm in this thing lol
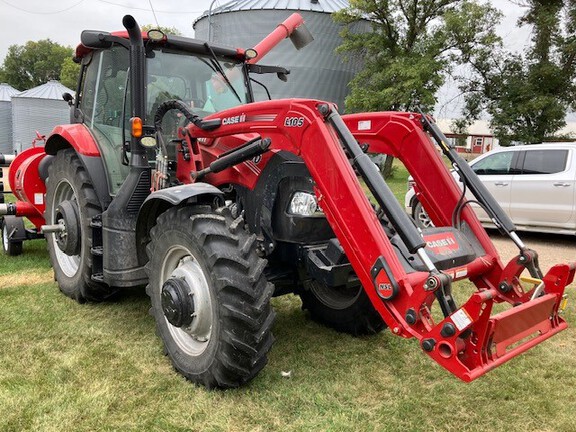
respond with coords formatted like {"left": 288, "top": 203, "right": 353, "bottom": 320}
{"left": 180, "top": 98, "right": 574, "bottom": 382}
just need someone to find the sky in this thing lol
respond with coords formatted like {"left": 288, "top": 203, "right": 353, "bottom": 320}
{"left": 0, "top": 0, "right": 547, "bottom": 118}
{"left": 0, "top": 0, "right": 214, "bottom": 58}
{"left": 0, "top": 0, "right": 531, "bottom": 61}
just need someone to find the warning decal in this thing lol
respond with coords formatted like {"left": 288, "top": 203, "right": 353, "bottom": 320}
{"left": 451, "top": 309, "right": 472, "bottom": 331}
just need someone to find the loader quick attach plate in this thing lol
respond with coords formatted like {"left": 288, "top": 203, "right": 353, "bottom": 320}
{"left": 488, "top": 294, "right": 558, "bottom": 358}
{"left": 464, "top": 293, "right": 567, "bottom": 381}
{"left": 423, "top": 268, "right": 572, "bottom": 382}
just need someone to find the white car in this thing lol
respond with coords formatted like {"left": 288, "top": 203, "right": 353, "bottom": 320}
{"left": 405, "top": 143, "right": 576, "bottom": 235}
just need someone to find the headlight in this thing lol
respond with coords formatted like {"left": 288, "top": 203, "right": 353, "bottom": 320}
{"left": 288, "top": 191, "right": 320, "bottom": 216}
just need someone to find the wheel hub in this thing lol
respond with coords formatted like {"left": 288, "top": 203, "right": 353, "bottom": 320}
{"left": 54, "top": 200, "right": 80, "bottom": 256}
{"left": 161, "top": 277, "right": 195, "bottom": 327}
{"left": 160, "top": 254, "right": 213, "bottom": 353}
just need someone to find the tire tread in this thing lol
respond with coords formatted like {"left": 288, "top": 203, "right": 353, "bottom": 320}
{"left": 146, "top": 205, "right": 275, "bottom": 389}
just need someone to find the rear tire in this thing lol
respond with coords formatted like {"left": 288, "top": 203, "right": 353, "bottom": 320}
{"left": 45, "top": 149, "right": 116, "bottom": 303}
{"left": 146, "top": 205, "right": 275, "bottom": 389}
{"left": 299, "top": 280, "right": 386, "bottom": 336}
{"left": 1, "top": 216, "right": 24, "bottom": 256}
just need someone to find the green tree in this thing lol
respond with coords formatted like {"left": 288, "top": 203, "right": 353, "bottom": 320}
{"left": 335, "top": 0, "right": 501, "bottom": 177}
{"left": 0, "top": 39, "right": 73, "bottom": 90}
{"left": 460, "top": 0, "right": 576, "bottom": 144}
{"left": 59, "top": 57, "right": 80, "bottom": 90}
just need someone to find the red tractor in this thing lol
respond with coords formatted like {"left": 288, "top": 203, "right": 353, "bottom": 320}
{"left": 0, "top": 15, "right": 574, "bottom": 389}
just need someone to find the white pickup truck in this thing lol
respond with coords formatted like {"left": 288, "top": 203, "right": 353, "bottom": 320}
{"left": 405, "top": 143, "right": 576, "bottom": 235}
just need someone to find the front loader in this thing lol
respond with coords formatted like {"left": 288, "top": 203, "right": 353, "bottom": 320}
{"left": 0, "top": 15, "right": 573, "bottom": 388}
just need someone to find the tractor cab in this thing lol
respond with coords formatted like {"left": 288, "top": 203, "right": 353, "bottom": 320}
{"left": 73, "top": 31, "right": 252, "bottom": 195}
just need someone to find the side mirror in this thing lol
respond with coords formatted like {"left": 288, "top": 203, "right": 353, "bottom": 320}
{"left": 147, "top": 29, "right": 165, "bottom": 42}
{"left": 248, "top": 64, "right": 290, "bottom": 82}
{"left": 62, "top": 92, "right": 74, "bottom": 106}
{"left": 81, "top": 30, "right": 113, "bottom": 49}
{"left": 277, "top": 72, "right": 288, "bottom": 82}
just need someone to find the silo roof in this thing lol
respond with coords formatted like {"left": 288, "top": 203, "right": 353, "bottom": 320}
{"left": 13, "top": 80, "right": 74, "bottom": 100}
{"left": 0, "top": 83, "right": 19, "bottom": 101}
{"left": 195, "top": 0, "right": 349, "bottom": 23}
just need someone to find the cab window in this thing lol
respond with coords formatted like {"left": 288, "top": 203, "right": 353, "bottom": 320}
{"left": 78, "top": 46, "right": 130, "bottom": 195}
{"left": 145, "top": 50, "right": 249, "bottom": 165}
{"left": 146, "top": 50, "right": 249, "bottom": 142}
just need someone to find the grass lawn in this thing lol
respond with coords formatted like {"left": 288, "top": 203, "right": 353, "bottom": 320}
{"left": 1, "top": 165, "right": 576, "bottom": 431}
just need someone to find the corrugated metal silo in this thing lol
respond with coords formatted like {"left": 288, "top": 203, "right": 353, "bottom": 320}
{"left": 0, "top": 83, "right": 18, "bottom": 154}
{"left": 11, "top": 80, "right": 74, "bottom": 153}
{"left": 193, "top": 0, "right": 369, "bottom": 111}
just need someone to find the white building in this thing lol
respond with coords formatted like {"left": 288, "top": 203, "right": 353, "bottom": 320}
{"left": 437, "top": 118, "right": 576, "bottom": 155}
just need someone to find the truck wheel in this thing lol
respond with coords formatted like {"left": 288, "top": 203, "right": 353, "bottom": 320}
{"left": 300, "top": 280, "right": 386, "bottom": 336}
{"left": 1, "top": 216, "right": 24, "bottom": 256}
{"left": 413, "top": 200, "right": 435, "bottom": 229}
{"left": 146, "top": 205, "right": 275, "bottom": 389}
{"left": 45, "top": 149, "right": 116, "bottom": 303}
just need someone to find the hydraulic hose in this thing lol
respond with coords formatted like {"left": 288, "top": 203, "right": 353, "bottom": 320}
{"left": 154, "top": 100, "right": 221, "bottom": 132}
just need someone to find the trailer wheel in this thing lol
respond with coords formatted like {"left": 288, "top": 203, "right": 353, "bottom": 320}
{"left": 1, "top": 216, "right": 24, "bottom": 256}
{"left": 413, "top": 200, "right": 435, "bottom": 229}
{"left": 300, "top": 280, "right": 386, "bottom": 336}
{"left": 146, "top": 205, "right": 275, "bottom": 389}
{"left": 45, "top": 149, "right": 116, "bottom": 303}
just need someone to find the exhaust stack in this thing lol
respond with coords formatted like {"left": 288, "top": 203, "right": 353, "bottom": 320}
{"left": 100, "top": 15, "right": 151, "bottom": 288}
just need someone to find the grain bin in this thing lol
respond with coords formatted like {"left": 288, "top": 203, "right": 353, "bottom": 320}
{"left": 11, "top": 80, "right": 74, "bottom": 153}
{"left": 0, "top": 83, "right": 18, "bottom": 154}
{"left": 193, "top": 0, "right": 369, "bottom": 111}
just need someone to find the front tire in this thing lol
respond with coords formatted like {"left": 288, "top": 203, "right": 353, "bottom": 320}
{"left": 146, "top": 205, "right": 275, "bottom": 389}
{"left": 299, "top": 280, "right": 386, "bottom": 336}
{"left": 45, "top": 149, "right": 116, "bottom": 303}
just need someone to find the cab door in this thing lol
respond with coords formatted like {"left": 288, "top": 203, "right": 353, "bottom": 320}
{"left": 510, "top": 148, "right": 575, "bottom": 226}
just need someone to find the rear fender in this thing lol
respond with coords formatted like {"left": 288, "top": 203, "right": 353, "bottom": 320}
{"left": 45, "top": 124, "right": 100, "bottom": 157}
{"left": 45, "top": 125, "right": 111, "bottom": 209}
{"left": 135, "top": 183, "right": 224, "bottom": 264}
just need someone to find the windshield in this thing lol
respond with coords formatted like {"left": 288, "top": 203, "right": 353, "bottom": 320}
{"left": 78, "top": 46, "right": 250, "bottom": 196}
{"left": 146, "top": 49, "right": 249, "bottom": 126}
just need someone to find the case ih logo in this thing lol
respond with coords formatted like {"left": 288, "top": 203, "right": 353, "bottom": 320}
{"left": 424, "top": 233, "right": 460, "bottom": 256}
{"left": 222, "top": 114, "right": 246, "bottom": 125}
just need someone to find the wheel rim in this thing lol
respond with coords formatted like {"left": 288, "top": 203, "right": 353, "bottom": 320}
{"left": 49, "top": 179, "right": 81, "bottom": 278}
{"left": 309, "top": 280, "right": 362, "bottom": 310}
{"left": 416, "top": 203, "right": 434, "bottom": 228}
{"left": 160, "top": 244, "right": 213, "bottom": 356}
{"left": 2, "top": 224, "right": 9, "bottom": 251}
